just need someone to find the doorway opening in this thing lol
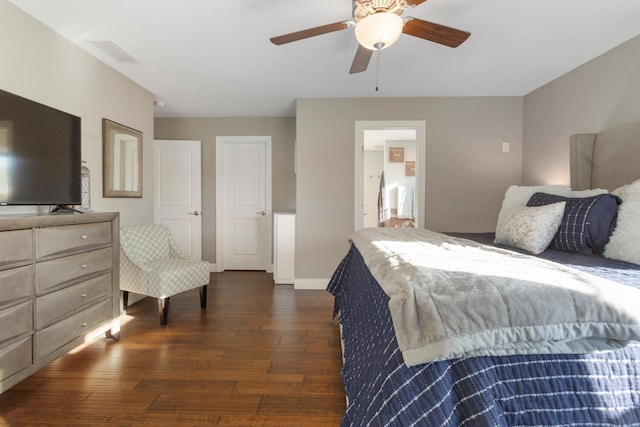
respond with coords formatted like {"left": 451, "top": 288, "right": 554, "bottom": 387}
{"left": 354, "top": 121, "right": 426, "bottom": 230}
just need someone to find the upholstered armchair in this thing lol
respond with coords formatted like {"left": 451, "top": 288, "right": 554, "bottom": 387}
{"left": 119, "top": 224, "right": 210, "bottom": 325}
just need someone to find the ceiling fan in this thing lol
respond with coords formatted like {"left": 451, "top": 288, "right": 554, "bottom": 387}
{"left": 270, "top": 0, "right": 471, "bottom": 74}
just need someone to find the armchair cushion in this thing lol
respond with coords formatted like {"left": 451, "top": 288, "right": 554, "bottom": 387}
{"left": 137, "top": 258, "right": 210, "bottom": 298}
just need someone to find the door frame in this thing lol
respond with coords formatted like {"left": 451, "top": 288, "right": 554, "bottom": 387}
{"left": 354, "top": 120, "right": 426, "bottom": 230}
{"left": 215, "top": 136, "right": 272, "bottom": 272}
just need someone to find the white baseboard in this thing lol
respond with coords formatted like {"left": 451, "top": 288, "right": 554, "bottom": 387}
{"left": 209, "top": 263, "right": 273, "bottom": 273}
{"left": 294, "top": 278, "right": 329, "bottom": 290}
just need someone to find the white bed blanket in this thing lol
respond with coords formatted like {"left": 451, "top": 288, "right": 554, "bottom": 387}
{"left": 350, "top": 228, "right": 640, "bottom": 366}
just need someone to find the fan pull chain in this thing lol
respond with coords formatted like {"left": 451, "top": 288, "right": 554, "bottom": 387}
{"left": 376, "top": 49, "right": 380, "bottom": 91}
{"left": 374, "top": 42, "right": 383, "bottom": 92}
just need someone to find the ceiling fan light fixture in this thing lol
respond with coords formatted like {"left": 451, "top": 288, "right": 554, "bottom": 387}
{"left": 355, "top": 12, "right": 403, "bottom": 51}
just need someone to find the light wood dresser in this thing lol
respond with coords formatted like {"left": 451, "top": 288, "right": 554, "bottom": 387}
{"left": 0, "top": 212, "right": 120, "bottom": 393}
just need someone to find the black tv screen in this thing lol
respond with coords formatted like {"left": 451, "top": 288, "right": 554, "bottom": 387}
{"left": 0, "top": 89, "right": 81, "bottom": 206}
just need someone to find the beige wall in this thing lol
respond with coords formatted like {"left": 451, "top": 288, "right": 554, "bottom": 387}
{"left": 153, "top": 117, "right": 296, "bottom": 264}
{"left": 295, "top": 97, "right": 523, "bottom": 282}
{"left": 0, "top": 1, "right": 155, "bottom": 226}
{"left": 523, "top": 34, "right": 640, "bottom": 186}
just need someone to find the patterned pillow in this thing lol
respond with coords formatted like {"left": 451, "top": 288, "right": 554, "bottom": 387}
{"left": 495, "top": 185, "right": 571, "bottom": 234}
{"left": 494, "top": 202, "right": 566, "bottom": 255}
{"left": 526, "top": 192, "right": 622, "bottom": 255}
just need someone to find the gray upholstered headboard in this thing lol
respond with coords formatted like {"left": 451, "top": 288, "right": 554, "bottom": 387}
{"left": 570, "top": 120, "right": 640, "bottom": 191}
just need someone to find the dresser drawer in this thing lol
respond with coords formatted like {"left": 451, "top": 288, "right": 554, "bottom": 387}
{"left": 36, "top": 247, "right": 112, "bottom": 294}
{"left": 35, "top": 299, "right": 111, "bottom": 361}
{"left": 0, "top": 301, "right": 32, "bottom": 344}
{"left": 36, "top": 273, "right": 112, "bottom": 330}
{"left": 36, "top": 222, "right": 112, "bottom": 259}
{"left": 0, "top": 337, "right": 32, "bottom": 383}
{"left": 0, "top": 265, "right": 33, "bottom": 310}
{"left": 0, "top": 229, "right": 32, "bottom": 269}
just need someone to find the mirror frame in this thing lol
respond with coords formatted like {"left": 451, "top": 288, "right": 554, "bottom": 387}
{"left": 102, "top": 118, "right": 143, "bottom": 198}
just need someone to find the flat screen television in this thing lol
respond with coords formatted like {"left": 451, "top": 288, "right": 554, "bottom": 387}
{"left": 0, "top": 88, "right": 81, "bottom": 207}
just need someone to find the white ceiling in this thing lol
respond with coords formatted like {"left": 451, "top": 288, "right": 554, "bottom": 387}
{"left": 9, "top": 0, "right": 640, "bottom": 118}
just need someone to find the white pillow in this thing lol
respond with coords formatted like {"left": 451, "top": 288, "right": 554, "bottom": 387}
{"left": 603, "top": 179, "right": 640, "bottom": 265}
{"left": 494, "top": 202, "right": 566, "bottom": 254}
{"left": 495, "top": 185, "right": 571, "bottom": 234}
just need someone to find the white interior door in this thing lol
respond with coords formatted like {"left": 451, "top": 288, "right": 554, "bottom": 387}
{"left": 153, "top": 139, "right": 203, "bottom": 260}
{"left": 216, "top": 136, "right": 272, "bottom": 271}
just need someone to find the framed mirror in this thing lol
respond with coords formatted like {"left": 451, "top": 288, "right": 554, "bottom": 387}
{"left": 102, "top": 118, "right": 142, "bottom": 198}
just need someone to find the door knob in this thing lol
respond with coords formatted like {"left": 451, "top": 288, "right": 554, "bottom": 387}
{"left": 188, "top": 211, "right": 200, "bottom": 216}
{"left": 256, "top": 211, "right": 266, "bottom": 216}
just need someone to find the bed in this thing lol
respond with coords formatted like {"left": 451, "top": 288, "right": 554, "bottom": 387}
{"left": 327, "top": 120, "right": 640, "bottom": 426}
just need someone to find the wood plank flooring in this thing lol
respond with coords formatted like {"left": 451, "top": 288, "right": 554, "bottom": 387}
{"left": 0, "top": 271, "right": 346, "bottom": 426}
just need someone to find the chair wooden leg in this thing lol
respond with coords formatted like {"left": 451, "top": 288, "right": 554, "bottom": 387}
{"left": 199, "top": 285, "right": 207, "bottom": 308}
{"left": 122, "top": 291, "right": 129, "bottom": 314}
{"left": 158, "top": 298, "right": 169, "bottom": 325}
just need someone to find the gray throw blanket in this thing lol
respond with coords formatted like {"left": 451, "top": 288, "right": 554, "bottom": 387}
{"left": 350, "top": 228, "right": 640, "bottom": 366}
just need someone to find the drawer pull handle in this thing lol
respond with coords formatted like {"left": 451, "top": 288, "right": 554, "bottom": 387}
{"left": 81, "top": 322, "right": 88, "bottom": 327}
{"left": 81, "top": 235, "right": 88, "bottom": 240}
{"left": 81, "top": 264, "right": 87, "bottom": 269}
{"left": 81, "top": 293, "right": 87, "bottom": 298}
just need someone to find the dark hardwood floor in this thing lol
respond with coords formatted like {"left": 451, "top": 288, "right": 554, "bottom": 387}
{"left": 0, "top": 271, "right": 346, "bottom": 426}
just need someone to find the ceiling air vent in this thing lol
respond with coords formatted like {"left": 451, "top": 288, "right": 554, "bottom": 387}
{"left": 88, "top": 39, "right": 138, "bottom": 63}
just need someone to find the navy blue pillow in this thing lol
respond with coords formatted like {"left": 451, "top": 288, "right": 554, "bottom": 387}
{"left": 526, "top": 192, "right": 621, "bottom": 255}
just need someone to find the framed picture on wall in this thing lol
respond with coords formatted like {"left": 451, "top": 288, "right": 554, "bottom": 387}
{"left": 389, "top": 147, "right": 404, "bottom": 162}
{"left": 405, "top": 161, "right": 415, "bottom": 176}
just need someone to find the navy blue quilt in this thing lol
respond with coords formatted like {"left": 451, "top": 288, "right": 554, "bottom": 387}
{"left": 328, "top": 245, "right": 640, "bottom": 426}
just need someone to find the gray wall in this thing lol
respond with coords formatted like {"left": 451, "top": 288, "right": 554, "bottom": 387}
{"left": 154, "top": 117, "right": 296, "bottom": 264}
{"left": 523, "top": 34, "right": 640, "bottom": 185}
{"left": 0, "top": 1, "right": 155, "bottom": 226}
{"left": 295, "top": 97, "right": 524, "bottom": 282}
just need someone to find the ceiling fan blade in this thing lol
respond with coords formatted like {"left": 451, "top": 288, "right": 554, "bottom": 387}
{"left": 270, "top": 21, "right": 351, "bottom": 45}
{"left": 349, "top": 45, "right": 373, "bottom": 74}
{"left": 405, "top": 0, "right": 428, "bottom": 6}
{"left": 402, "top": 18, "right": 470, "bottom": 47}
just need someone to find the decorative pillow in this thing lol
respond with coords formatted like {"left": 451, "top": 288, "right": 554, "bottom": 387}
{"left": 494, "top": 202, "right": 566, "bottom": 255}
{"left": 495, "top": 185, "right": 571, "bottom": 235}
{"left": 604, "top": 179, "right": 640, "bottom": 265}
{"left": 526, "top": 192, "right": 622, "bottom": 255}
